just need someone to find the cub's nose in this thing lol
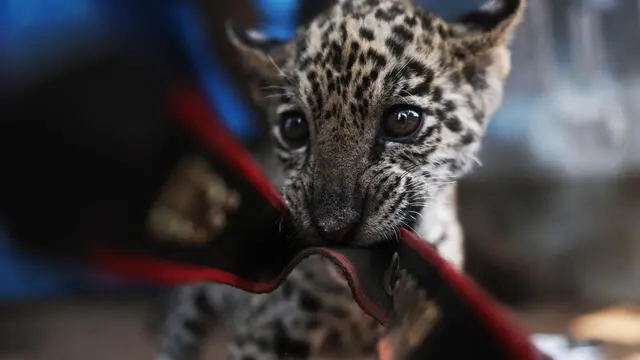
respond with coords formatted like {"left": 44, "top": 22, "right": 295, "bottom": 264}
{"left": 312, "top": 205, "right": 361, "bottom": 243}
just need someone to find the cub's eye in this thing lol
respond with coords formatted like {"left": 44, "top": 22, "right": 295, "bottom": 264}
{"left": 382, "top": 106, "right": 423, "bottom": 140}
{"left": 279, "top": 111, "right": 309, "bottom": 149}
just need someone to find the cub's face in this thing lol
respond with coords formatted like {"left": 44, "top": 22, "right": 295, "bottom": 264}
{"left": 228, "top": 0, "right": 524, "bottom": 245}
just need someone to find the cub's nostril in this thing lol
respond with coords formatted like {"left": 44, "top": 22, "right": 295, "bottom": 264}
{"left": 314, "top": 208, "right": 360, "bottom": 243}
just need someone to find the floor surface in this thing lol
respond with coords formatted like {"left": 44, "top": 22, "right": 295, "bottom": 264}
{"left": 0, "top": 299, "right": 638, "bottom": 360}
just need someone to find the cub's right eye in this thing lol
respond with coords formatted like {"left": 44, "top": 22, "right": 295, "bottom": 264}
{"left": 279, "top": 111, "right": 309, "bottom": 149}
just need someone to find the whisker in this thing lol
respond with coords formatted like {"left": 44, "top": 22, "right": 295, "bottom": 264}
{"left": 267, "top": 56, "right": 288, "bottom": 79}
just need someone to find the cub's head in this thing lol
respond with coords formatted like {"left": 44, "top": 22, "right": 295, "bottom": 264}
{"left": 228, "top": 0, "right": 525, "bottom": 245}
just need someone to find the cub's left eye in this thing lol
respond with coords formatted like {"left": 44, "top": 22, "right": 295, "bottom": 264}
{"left": 382, "top": 106, "right": 424, "bottom": 140}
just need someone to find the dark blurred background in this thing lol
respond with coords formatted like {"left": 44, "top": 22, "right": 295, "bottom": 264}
{"left": 1, "top": 0, "right": 639, "bottom": 359}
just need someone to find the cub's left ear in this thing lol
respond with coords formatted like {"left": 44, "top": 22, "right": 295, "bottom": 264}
{"left": 448, "top": 0, "right": 526, "bottom": 57}
{"left": 225, "top": 20, "right": 290, "bottom": 81}
{"left": 446, "top": 0, "right": 526, "bottom": 115}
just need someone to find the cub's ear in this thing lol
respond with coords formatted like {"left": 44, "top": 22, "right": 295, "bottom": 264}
{"left": 448, "top": 0, "right": 526, "bottom": 58}
{"left": 445, "top": 0, "right": 527, "bottom": 117}
{"left": 226, "top": 20, "right": 295, "bottom": 108}
{"left": 225, "top": 20, "right": 289, "bottom": 81}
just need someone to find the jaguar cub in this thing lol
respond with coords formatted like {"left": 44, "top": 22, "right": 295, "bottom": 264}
{"left": 156, "top": 0, "right": 525, "bottom": 359}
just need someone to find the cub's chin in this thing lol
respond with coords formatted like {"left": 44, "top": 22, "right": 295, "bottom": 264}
{"left": 352, "top": 208, "right": 424, "bottom": 247}
{"left": 353, "top": 224, "right": 404, "bottom": 248}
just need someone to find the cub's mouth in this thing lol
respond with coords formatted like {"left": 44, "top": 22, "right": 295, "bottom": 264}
{"left": 298, "top": 199, "right": 426, "bottom": 247}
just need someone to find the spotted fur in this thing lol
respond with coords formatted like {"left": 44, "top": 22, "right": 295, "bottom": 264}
{"left": 156, "top": 0, "right": 525, "bottom": 359}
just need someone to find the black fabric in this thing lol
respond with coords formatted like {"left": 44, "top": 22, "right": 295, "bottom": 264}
{"left": 1, "top": 51, "right": 294, "bottom": 283}
{"left": 3, "top": 46, "right": 542, "bottom": 360}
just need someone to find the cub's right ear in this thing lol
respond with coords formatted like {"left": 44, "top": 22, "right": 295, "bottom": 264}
{"left": 225, "top": 20, "right": 288, "bottom": 81}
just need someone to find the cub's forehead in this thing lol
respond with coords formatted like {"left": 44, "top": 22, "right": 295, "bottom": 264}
{"left": 273, "top": 1, "right": 451, "bottom": 120}
{"left": 285, "top": 0, "right": 448, "bottom": 84}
